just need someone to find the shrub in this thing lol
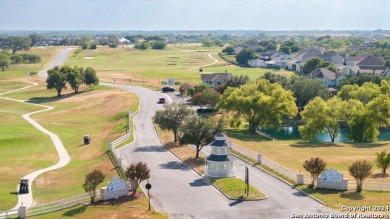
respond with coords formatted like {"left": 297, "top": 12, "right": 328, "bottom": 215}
{"left": 349, "top": 160, "right": 373, "bottom": 193}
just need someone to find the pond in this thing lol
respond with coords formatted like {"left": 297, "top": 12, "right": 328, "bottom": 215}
{"left": 260, "top": 126, "right": 390, "bottom": 142}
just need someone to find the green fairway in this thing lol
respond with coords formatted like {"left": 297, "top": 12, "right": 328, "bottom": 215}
{"left": 29, "top": 85, "right": 139, "bottom": 204}
{"left": 0, "top": 99, "right": 56, "bottom": 210}
{"left": 65, "top": 44, "right": 294, "bottom": 87}
{"left": 0, "top": 81, "right": 30, "bottom": 94}
{"left": 0, "top": 47, "right": 58, "bottom": 80}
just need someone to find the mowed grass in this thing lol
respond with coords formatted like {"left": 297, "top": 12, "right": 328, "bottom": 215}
{"left": 0, "top": 81, "right": 30, "bottom": 94}
{"left": 27, "top": 84, "right": 140, "bottom": 204}
{"left": 297, "top": 185, "right": 390, "bottom": 210}
{"left": 33, "top": 190, "right": 166, "bottom": 219}
{"left": 0, "top": 46, "right": 59, "bottom": 80}
{"left": 226, "top": 128, "right": 390, "bottom": 183}
{"left": 65, "top": 44, "right": 294, "bottom": 88}
{"left": 211, "top": 177, "right": 266, "bottom": 200}
{"left": 0, "top": 99, "right": 56, "bottom": 210}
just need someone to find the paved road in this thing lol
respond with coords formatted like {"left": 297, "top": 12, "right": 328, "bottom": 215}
{"left": 38, "top": 47, "right": 73, "bottom": 78}
{"left": 103, "top": 82, "right": 336, "bottom": 219}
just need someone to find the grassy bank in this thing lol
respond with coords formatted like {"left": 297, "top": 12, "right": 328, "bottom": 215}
{"left": 211, "top": 177, "right": 266, "bottom": 200}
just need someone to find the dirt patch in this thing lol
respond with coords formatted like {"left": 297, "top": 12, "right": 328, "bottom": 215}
{"left": 83, "top": 57, "right": 95, "bottom": 59}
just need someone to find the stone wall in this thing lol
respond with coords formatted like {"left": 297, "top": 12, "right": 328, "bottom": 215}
{"left": 317, "top": 178, "right": 348, "bottom": 191}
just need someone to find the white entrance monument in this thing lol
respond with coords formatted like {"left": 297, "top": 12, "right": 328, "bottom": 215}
{"left": 100, "top": 176, "right": 130, "bottom": 200}
{"left": 316, "top": 168, "right": 348, "bottom": 190}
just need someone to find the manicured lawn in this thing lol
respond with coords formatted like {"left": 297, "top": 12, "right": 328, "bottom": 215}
{"left": 27, "top": 84, "right": 139, "bottom": 204}
{"left": 297, "top": 185, "right": 390, "bottom": 210}
{"left": 211, "top": 177, "right": 266, "bottom": 200}
{"left": 0, "top": 99, "right": 56, "bottom": 210}
{"left": 0, "top": 81, "right": 29, "bottom": 94}
{"left": 0, "top": 47, "right": 58, "bottom": 80}
{"left": 226, "top": 128, "right": 390, "bottom": 183}
{"left": 33, "top": 190, "right": 166, "bottom": 219}
{"left": 65, "top": 44, "right": 294, "bottom": 89}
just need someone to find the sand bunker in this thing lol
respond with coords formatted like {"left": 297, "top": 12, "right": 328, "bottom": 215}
{"left": 83, "top": 56, "right": 95, "bottom": 59}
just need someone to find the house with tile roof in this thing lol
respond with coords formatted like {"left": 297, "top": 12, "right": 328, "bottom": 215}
{"left": 305, "top": 68, "right": 346, "bottom": 88}
{"left": 201, "top": 73, "right": 233, "bottom": 88}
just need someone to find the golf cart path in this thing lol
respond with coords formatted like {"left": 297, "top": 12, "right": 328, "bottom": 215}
{"left": 201, "top": 53, "right": 219, "bottom": 68}
{"left": 0, "top": 48, "right": 73, "bottom": 210}
{"left": 0, "top": 83, "right": 70, "bottom": 210}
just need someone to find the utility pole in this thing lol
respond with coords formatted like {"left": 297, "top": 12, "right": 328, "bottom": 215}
{"left": 245, "top": 167, "right": 249, "bottom": 197}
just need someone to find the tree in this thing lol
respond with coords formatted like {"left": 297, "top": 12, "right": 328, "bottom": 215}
{"left": 348, "top": 95, "right": 390, "bottom": 142}
{"left": 303, "top": 57, "right": 323, "bottom": 74}
{"left": 202, "top": 39, "right": 214, "bottom": 47}
{"left": 300, "top": 97, "right": 349, "bottom": 142}
{"left": 4, "top": 36, "right": 31, "bottom": 54}
{"left": 279, "top": 45, "right": 291, "bottom": 55}
{"left": 153, "top": 103, "right": 194, "bottom": 142}
{"left": 187, "top": 84, "right": 210, "bottom": 97}
{"left": 179, "top": 82, "right": 191, "bottom": 95}
{"left": 303, "top": 157, "right": 327, "bottom": 187}
{"left": 260, "top": 72, "right": 289, "bottom": 87}
{"left": 216, "top": 75, "right": 250, "bottom": 94}
{"left": 191, "top": 89, "right": 221, "bottom": 108}
{"left": 151, "top": 41, "right": 167, "bottom": 50}
{"left": 338, "top": 83, "right": 381, "bottom": 104}
{"left": 10, "top": 54, "right": 23, "bottom": 64}
{"left": 179, "top": 116, "right": 224, "bottom": 158}
{"left": 84, "top": 67, "right": 99, "bottom": 87}
{"left": 218, "top": 81, "right": 297, "bottom": 132}
{"left": 236, "top": 48, "right": 259, "bottom": 67}
{"left": 125, "top": 162, "right": 150, "bottom": 196}
{"left": 302, "top": 57, "right": 337, "bottom": 74}
{"left": 287, "top": 76, "right": 328, "bottom": 109}
{"left": 222, "top": 46, "right": 234, "bottom": 55}
{"left": 83, "top": 169, "right": 105, "bottom": 203}
{"left": 46, "top": 66, "right": 68, "bottom": 96}
{"left": 67, "top": 66, "right": 84, "bottom": 93}
{"left": 348, "top": 160, "right": 373, "bottom": 193}
{"left": 0, "top": 53, "right": 10, "bottom": 71}
{"left": 376, "top": 150, "right": 390, "bottom": 174}
{"left": 28, "top": 33, "right": 45, "bottom": 46}
{"left": 134, "top": 41, "right": 149, "bottom": 50}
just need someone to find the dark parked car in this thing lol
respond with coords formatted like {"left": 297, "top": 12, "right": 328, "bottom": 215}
{"left": 162, "top": 87, "right": 175, "bottom": 92}
{"left": 158, "top": 98, "right": 166, "bottom": 104}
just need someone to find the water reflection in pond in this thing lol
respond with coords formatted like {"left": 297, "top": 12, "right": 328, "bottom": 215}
{"left": 260, "top": 126, "right": 390, "bottom": 142}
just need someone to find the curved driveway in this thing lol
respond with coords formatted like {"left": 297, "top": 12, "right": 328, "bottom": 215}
{"left": 102, "top": 82, "right": 335, "bottom": 219}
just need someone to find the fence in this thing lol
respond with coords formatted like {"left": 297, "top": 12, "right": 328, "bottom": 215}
{"left": 26, "top": 193, "right": 90, "bottom": 217}
{"left": 229, "top": 141, "right": 297, "bottom": 182}
{"left": 0, "top": 209, "right": 18, "bottom": 219}
{"left": 0, "top": 194, "right": 90, "bottom": 219}
{"left": 229, "top": 140, "right": 390, "bottom": 191}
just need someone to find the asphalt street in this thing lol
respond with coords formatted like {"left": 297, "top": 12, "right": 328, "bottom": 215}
{"left": 103, "top": 82, "right": 336, "bottom": 219}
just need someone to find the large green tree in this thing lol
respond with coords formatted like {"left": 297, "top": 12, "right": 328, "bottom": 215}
{"left": 28, "top": 33, "right": 45, "bottom": 46}
{"left": 299, "top": 97, "right": 363, "bottom": 142}
{"left": 84, "top": 67, "right": 99, "bottom": 87}
{"left": 348, "top": 95, "right": 390, "bottom": 142}
{"left": 153, "top": 103, "right": 194, "bottom": 142}
{"left": 4, "top": 36, "right": 31, "bottom": 54}
{"left": 179, "top": 116, "right": 224, "bottom": 158}
{"left": 67, "top": 66, "right": 84, "bottom": 93}
{"left": 287, "top": 76, "right": 329, "bottom": 109}
{"left": 236, "top": 48, "right": 259, "bottom": 67}
{"left": 46, "top": 66, "right": 68, "bottom": 96}
{"left": 218, "top": 80, "right": 297, "bottom": 132}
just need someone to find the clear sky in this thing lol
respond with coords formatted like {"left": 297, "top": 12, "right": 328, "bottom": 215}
{"left": 0, "top": 0, "right": 389, "bottom": 30}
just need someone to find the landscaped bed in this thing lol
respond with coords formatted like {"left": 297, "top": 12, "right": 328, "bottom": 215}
{"left": 210, "top": 177, "right": 266, "bottom": 200}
